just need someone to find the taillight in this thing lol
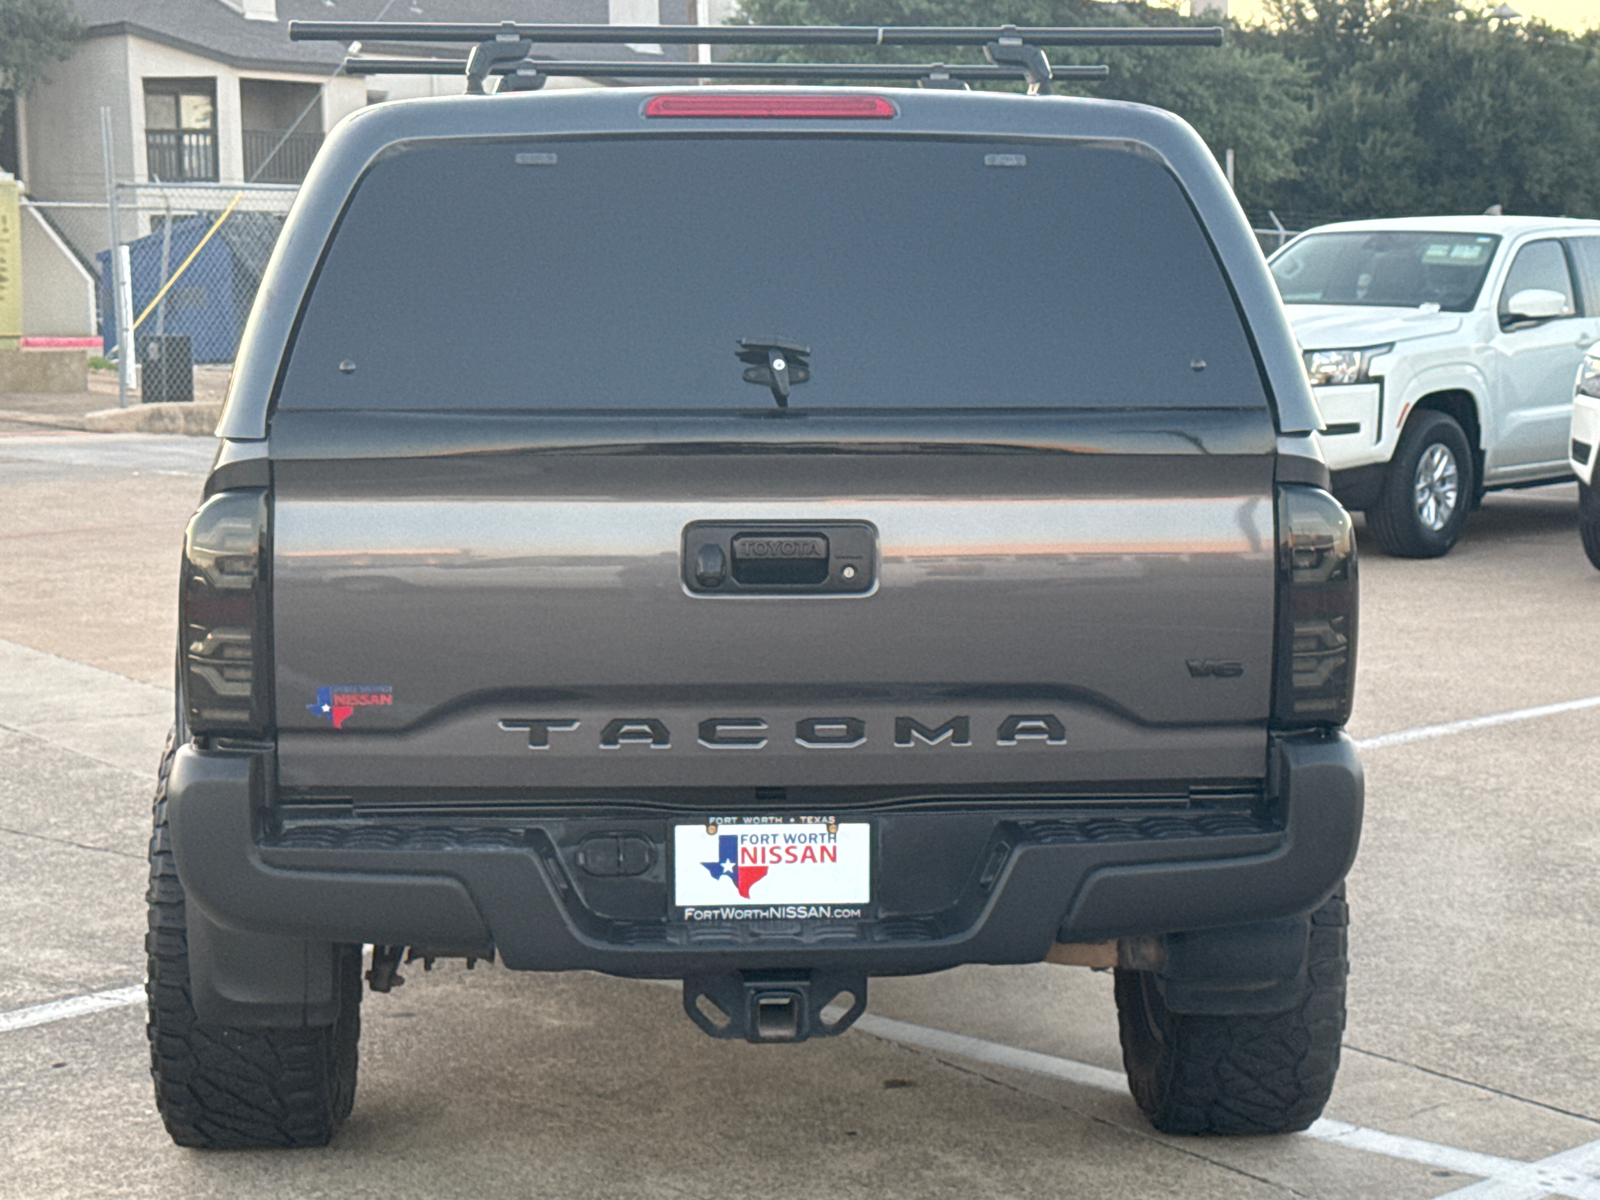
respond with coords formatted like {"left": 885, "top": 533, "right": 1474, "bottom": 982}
{"left": 181, "top": 489, "right": 271, "bottom": 736}
{"left": 643, "top": 94, "right": 897, "bottom": 119}
{"left": 1272, "top": 485, "right": 1358, "bottom": 728}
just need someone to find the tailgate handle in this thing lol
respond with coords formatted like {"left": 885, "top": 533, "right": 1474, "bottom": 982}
{"left": 730, "top": 534, "right": 829, "bottom": 586}
{"left": 683, "top": 522, "right": 875, "bottom": 595}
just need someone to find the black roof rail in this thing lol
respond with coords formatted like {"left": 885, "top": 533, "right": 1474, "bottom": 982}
{"left": 291, "top": 21, "right": 1221, "bottom": 95}
{"left": 340, "top": 56, "right": 1114, "bottom": 92}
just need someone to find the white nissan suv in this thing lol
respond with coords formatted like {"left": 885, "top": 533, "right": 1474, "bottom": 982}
{"left": 1270, "top": 215, "right": 1600, "bottom": 556}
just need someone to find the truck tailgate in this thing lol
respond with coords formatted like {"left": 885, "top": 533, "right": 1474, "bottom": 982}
{"left": 269, "top": 408, "right": 1278, "bottom": 799}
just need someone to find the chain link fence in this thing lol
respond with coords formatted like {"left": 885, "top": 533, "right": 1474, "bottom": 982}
{"left": 25, "top": 182, "right": 297, "bottom": 372}
{"left": 1247, "top": 211, "right": 1357, "bottom": 257}
{"left": 103, "top": 183, "right": 297, "bottom": 366}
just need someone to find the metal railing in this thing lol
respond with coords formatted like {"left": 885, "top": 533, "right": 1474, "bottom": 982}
{"left": 144, "top": 130, "right": 219, "bottom": 183}
{"left": 242, "top": 129, "right": 324, "bottom": 184}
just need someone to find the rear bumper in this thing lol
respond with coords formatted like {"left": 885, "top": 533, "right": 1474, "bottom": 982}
{"left": 168, "top": 732, "right": 1362, "bottom": 982}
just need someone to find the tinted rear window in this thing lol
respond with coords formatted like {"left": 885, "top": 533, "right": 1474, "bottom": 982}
{"left": 279, "top": 136, "right": 1265, "bottom": 411}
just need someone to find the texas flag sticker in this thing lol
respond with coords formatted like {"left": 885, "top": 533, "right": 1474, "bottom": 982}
{"left": 307, "top": 684, "right": 393, "bottom": 730}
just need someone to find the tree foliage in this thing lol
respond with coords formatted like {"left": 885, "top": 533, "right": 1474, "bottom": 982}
{"left": 731, "top": 0, "right": 1600, "bottom": 223}
{"left": 1268, "top": 1, "right": 1600, "bottom": 219}
{"left": 0, "top": 0, "right": 81, "bottom": 125}
{"left": 732, "top": 0, "right": 1312, "bottom": 209}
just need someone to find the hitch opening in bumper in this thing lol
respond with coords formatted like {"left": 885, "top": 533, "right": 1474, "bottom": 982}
{"left": 683, "top": 969, "right": 868, "bottom": 1043}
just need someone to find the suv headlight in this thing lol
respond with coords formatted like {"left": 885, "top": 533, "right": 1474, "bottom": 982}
{"left": 1303, "top": 344, "right": 1392, "bottom": 387}
{"left": 1577, "top": 349, "right": 1600, "bottom": 400}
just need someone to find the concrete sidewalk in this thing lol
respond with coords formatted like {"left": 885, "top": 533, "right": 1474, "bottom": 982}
{"left": 0, "top": 365, "right": 229, "bottom": 436}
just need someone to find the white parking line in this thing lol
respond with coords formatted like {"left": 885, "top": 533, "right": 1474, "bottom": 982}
{"left": 1433, "top": 1137, "right": 1600, "bottom": 1199}
{"left": 853, "top": 1014, "right": 1600, "bottom": 1200}
{"left": 1307, "top": 1119, "right": 1540, "bottom": 1181}
{"left": 1355, "top": 694, "right": 1600, "bottom": 751}
{"left": 854, "top": 1012, "right": 1129, "bottom": 1092}
{"left": 0, "top": 985, "right": 144, "bottom": 1034}
{"left": 7, "top": 984, "right": 1600, "bottom": 1197}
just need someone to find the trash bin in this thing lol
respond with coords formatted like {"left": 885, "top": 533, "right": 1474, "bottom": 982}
{"left": 140, "top": 335, "right": 194, "bottom": 404}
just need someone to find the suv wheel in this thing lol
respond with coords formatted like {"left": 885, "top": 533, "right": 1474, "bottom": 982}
{"left": 1582, "top": 515, "right": 1600, "bottom": 571}
{"left": 1114, "top": 889, "right": 1348, "bottom": 1136}
{"left": 147, "top": 728, "right": 362, "bottom": 1148}
{"left": 1366, "top": 411, "right": 1473, "bottom": 557}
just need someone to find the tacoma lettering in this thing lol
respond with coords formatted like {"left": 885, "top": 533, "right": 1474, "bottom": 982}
{"left": 599, "top": 718, "right": 671, "bottom": 749}
{"left": 501, "top": 713, "right": 1066, "bottom": 748}
{"left": 698, "top": 717, "right": 769, "bottom": 748}
{"left": 795, "top": 716, "right": 866, "bottom": 748}
{"left": 498, "top": 718, "right": 580, "bottom": 749}
{"left": 996, "top": 714, "right": 1068, "bottom": 745}
{"left": 894, "top": 715, "right": 971, "bottom": 747}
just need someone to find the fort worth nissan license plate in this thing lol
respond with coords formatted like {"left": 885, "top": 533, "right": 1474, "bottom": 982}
{"left": 672, "top": 820, "right": 871, "bottom": 918}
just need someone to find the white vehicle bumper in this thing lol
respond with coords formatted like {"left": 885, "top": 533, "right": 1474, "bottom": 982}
{"left": 1572, "top": 392, "right": 1599, "bottom": 487}
{"left": 1310, "top": 384, "right": 1384, "bottom": 471}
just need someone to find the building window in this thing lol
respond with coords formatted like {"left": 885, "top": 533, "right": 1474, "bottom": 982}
{"left": 144, "top": 79, "right": 218, "bottom": 182}
{"left": 240, "top": 79, "right": 323, "bottom": 184}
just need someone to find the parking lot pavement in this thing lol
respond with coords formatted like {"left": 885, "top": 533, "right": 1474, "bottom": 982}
{"left": 2, "top": 432, "right": 1599, "bottom": 1199}
{"left": 1346, "top": 483, "right": 1596, "bottom": 739}
{"left": 0, "top": 433, "right": 215, "bottom": 686}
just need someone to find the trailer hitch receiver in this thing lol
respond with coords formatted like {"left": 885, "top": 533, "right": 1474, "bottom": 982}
{"left": 683, "top": 970, "right": 868, "bottom": 1043}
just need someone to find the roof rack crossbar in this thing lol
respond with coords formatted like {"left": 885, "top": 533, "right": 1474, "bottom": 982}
{"left": 313, "top": 21, "right": 1217, "bottom": 98}
{"left": 292, "top": 21, "right": 1223, "bottom": 49}
{"left": 343, "top": 56, "right": 1113, "bottom": 89}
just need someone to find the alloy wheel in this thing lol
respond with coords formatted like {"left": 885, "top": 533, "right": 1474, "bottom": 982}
{"left": 1413, "top": 442, "right": 1459, "bottom": 532}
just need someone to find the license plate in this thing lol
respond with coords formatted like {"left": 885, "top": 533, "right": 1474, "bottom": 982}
{"left": 672, "top": 820, "right": 871, "bottom": 915}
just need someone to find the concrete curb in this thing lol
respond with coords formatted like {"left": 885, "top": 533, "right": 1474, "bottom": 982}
{"left": 82, "top": 402, "right": 222, "bottom": 436}
{"left": 0, "top": 409, "right": 87, "bottom": 431}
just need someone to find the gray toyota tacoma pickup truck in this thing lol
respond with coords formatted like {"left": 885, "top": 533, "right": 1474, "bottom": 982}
{"left": 148, "top": 22, "right": 1362, "bottom": 1149}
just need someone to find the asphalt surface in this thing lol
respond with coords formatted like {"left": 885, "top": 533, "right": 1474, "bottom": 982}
{"left": 2, "top": 430, "right": 1599, "bottom": 1199}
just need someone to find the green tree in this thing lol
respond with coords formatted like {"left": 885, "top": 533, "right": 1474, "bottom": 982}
{"left": 1259, "top": 0, "right": 1389, "bottom": 84}
{"left": 1266, "top": 1, "right": 1600, "bottom": 219}
{"left": 0, "top": 0, "right": 81, "bottom": 127}
{"left": 731, "top": 0, "right": 1312, "bottom": 210}
{"left": 1106, "top": 43, "right": 1310, "bottom": 204}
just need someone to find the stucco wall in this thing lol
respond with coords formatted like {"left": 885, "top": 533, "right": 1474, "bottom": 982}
{"left": 20, "top": 36, "right": 134, "bottom": 206}
{"left": 20, "top": 203, "right": 96, "bottom": 337}
{"left": 324, "top": 75, "right": 367, "bottom": 128}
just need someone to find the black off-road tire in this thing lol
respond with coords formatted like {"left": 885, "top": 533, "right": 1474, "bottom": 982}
{"left": 1114, "top": 889, "right": 1348, "bottom": 1136}
{"left": 1366, "top": 411, "right": 1473, "bottom": 558}
{"left": 1581, "top": 515, "right": 1600, "bottom": 571}
{"left": 147, "top": 728, "right": 362, "bottom": 1148}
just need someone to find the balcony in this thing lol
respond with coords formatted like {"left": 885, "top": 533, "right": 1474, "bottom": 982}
{"left": 242, "top": 129, "right": 324, "bottom": 184}
{"left": 146, "top": 129, "right": 218, "bottom": 182}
